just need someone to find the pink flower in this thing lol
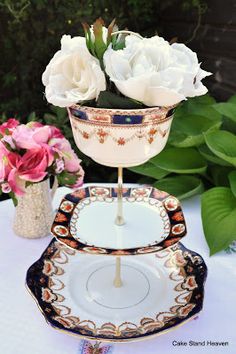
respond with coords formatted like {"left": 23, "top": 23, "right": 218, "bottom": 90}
{"left": 0, "top": 119, "right": 84, "bottom": 193}
{"left": 0, "top": 158, "right": 10, "bottom": 183}
{"left": 0, "top": 140, "right": 8, "bottom": 157}
{"left": 27, "top": 121, "right": 43, "bottom": 128}
{"left": 0, "top": 141, "right": 11, "bottom": 182}
{"left": 1, "top": 182, "right": 11, "bottom": 193}
{"left": 49, "top": 138, "right": 81, "bottom": 173}
{"left": 0, "top": 119, "right": 19, "bottom": 136}
{"left": 12, "top": 125, "right": 50, "bottom": 149}
{"left": 0, "top": 161, "right": 6, "bottom": 183}
{"left": 2, "top": 135, "right": 16, "bottom": 149}
{"left": 12, "top": 124, "right": 63, "bottom": 159}
{"left": 55, "top": 158, "right": 65, "bottom": 174}
{"left": 49, "top": 126, "right": 64, "bottom": 139}
{"left": 7, "top": 147, "right": 51, "bottom": 195}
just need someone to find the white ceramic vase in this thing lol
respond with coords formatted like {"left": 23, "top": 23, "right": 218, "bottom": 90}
{"left": 13, "top": 179, "right": 54, "bottom": 238}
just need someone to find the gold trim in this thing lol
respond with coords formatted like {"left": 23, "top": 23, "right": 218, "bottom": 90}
{"left": 26, "top": 281, "right": 201, "bottom": 343}
{"left": 69, "top": 113, "right": 173, "bottom": 128}
{"left": 28, "top": 245, "right": 196, "bottom": 339}
{"left": 69, "top": 193, "right": 170, "bottom": 251}
{"left": 69, "top": 103, "right": 177, "bottom": 115}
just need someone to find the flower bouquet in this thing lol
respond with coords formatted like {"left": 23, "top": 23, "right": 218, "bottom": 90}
{"left": 42, "top": 18, "right": 211, "bottom": 168}
{"left": 0, "top": 118, "right": 84, "bottom": 237}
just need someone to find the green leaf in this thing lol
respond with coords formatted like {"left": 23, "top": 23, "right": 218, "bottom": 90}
{"left": 228, "top": 171, "right": 236, "bottom": 198}
{"left": 228, "top": 95, "right": 236, "bottom": 104}
{"left": 27, "top": 111, "right": 37, "bottom": 122}
{"left": 151, "top": 147, "right": 207, "bottom": 174}
{"left": 153, "top": 175, "right": 204, "bottom": 200}
{"left": 175, "top": 95, "right": 221, "bottom": 123}
{"left": 57, "top": 171, "right": 77, "bottom": 186}
{"left": 129, "top": 162, "right": 170, "bottom": 180}
{"left": 93, "top": 18, "right": 107, "bottom": 60}
{"left": 113, "top": 41, "right": 126, "bottom": 50}
{"left": 50, "top": 106, "right": 67, "bottom": 120}
{"left": 97, "top": 91, "right": 143, "bottom": 109}
{"left": 198, "top": 144, "right": 232, "bottom": 167}
{"left": 82, "top": 22, "right": 96, "bottom": 56}
{"left": 209, "top": 165, "right": 233, "bottom": 187}
{"left": 213, "top": 102, "right": 236, "bottom": 122}
{"left": 107, "top": 18, "right": 116, "bottom": 45}
{"left": 201, "top": 187, "right": 236, "bottom": 255}
{"left": 9, "top": 192, "right": 18, "bottom": 207}
{"left": 169, "top": 114, "right": 221, "bottom": 148}
{"left": 187, "top": 94, "right": 216, "bottom": 106}
{"left": 221, "top": 117, "right": 236, "bottom": 135}
{"left": 204, "top": 130, "right": 236, "bottom": 167}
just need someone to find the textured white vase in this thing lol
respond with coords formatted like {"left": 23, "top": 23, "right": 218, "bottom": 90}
{"left": 13, "top": 179, "right": 53, "bottom": 238}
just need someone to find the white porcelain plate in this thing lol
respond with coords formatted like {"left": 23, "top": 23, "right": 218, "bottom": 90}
{"left": 26, "top": 239, "right": 207, "bottom": 342}
{"left": 51, "top": 186, "right": 187, "bottom": 256}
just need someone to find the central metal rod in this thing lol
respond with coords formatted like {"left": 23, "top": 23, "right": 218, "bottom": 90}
{"left": 113, "top": 257, "right": 123, "bottom": 288}
{"left": 115, "top": 167, "right": 125, "bottom": 226}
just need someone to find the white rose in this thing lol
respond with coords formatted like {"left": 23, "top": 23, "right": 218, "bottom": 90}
{"left": 42, "top": 35, "right": 106, "bottom": 107}
{"left": 170, "top": 43, "right": 211, "bottom": 98}
{"left": 104, "top": 35, "right": 211, "bottom": 107}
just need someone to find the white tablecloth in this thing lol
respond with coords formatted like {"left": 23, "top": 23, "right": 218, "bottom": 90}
{"left": 0, "top": 184, "right": 235, "bottom": 354}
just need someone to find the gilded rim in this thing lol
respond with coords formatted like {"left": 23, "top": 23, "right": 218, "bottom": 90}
{"left": 67, "top": 103, "right": 177, "bottom": 129}
{"left": 51, "top": 186, "right": 187, "bottom": 256}
{"left": 70, "top": 103, "right": 177, "bottom": 115}
{"left": 25, "top": 283, "right": 202, "bottom": 343}
{"left": 69, "top": 111, "right": 173, "bottom": 128}
{"left": 26, "top": 240, "right": 207, "bottom": 342}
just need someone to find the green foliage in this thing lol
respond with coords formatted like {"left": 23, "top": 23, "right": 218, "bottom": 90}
{"left": 0, "top": 0, "right": 207, "bottom": 183}
{"left": 213, "top": 102, "right": 236, "bottom": 122}
{"left": 204, "top": 130, "right": 236, "bottom": 167}
{"left": 0, "top": 0, "right": 207, "bottom": 119}
{"left": 82, "top": 18, "right": 116, "bottom": 61}
{"left": 129, "top": 162, "right": 169, "bottom": 180}
{"left": 57, "top": 170, "right": 77, "bottom": 186}
{"left": 97, "top": 91, "right": 143, "bottom": 109}
{"left": 201, "top": 187, "right": 236, "bottom": 255}
{"left": 228, "top": 171, "right": 236, "bottom": 198}
{"left": 154, "top": 175, "right": 203, "bottom": 200}
{"left": 128, "top": 94, "right": 236, "bottom": 255}
{"left": 150, "top": 147, "right": 207, "bottom": 174}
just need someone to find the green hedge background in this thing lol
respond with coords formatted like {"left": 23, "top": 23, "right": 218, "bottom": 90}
{"left": 0, "top": 0, "right": 205, "bottom": 182}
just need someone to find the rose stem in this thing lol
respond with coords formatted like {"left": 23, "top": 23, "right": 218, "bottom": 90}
{"left": 115, "top": 167, "right": 125, "bottom": 226}
{"left": 113, "top": 256, "right": 123, "bottom": 288}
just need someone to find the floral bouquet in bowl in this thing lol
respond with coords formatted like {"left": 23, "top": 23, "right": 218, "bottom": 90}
{"left": 42, "top": 18, "right": 211, "bottom": 168}
{"left": 0, "top": 118, "right": 84, "bottom": 238}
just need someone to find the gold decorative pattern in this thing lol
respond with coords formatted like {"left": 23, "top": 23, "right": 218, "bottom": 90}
{"left": 69, "top": 104, "right": 176, "bottom": 119}
{"left": 39, "top": 242, "right": 197, "bottom": 338}
{"left": 70, "top": 117, "right": 171, "bottom": 146}
{"left": 69, "top": 194, "right": 170, "bottom": 246}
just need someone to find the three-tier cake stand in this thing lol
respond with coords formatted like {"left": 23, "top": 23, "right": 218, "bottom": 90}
{"left": 26, "top": 104, "right": 207, "bottom": 343}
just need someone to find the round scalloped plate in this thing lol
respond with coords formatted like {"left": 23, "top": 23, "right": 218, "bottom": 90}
{"left": 26, "top": 239, "right": 207, "bottom": 342}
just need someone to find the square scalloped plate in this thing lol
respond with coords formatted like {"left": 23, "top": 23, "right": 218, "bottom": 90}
{"left": 51, "top": 186, "right": 187, "bottom": 256}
